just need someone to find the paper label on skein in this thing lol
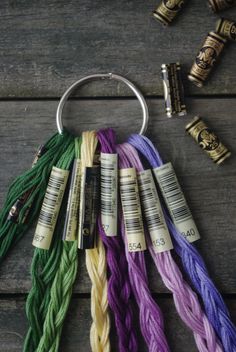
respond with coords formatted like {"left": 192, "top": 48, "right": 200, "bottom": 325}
{"left": 119, "top": 168, "right": 146, "bottom": 252}
{"left": 78, "top": 166, "right": 100, "bottom": 249}
{"left": 138, "top": 170, "right": 173, "bottom": 253}
{"left": 101, "top": 153, "right": 118, "bottom": 236}
{"left": 153, "top": 163, "right": 200, "bottom": 243}
{"left": 63, "top": 159, "right": 81, "bottom": 241}
{"left": 33, "top": 167, "right": 69, "bottom": 250}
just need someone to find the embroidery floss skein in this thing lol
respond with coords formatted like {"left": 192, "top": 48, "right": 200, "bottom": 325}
{"left": 97, "top": 128, "right": 138, "bottom": 352}
{"left": 23, "top": 140, "right": 75, "bottom": 352}
{"left": 52, "top": 72, "right": 149, "bottom": 352}
{"left": 117, "top": 143, "right": 170, "bottom": 352}
{"left": 0, "top": 131, "right": 73, "bottom": 262}
{"left": 81, "top": 131, "right": 110, "bottom": 352}
{"left": 129, "top": 134, "right": 236, "bottom": 352}
{"left": 122, "top": 142, "right": 223, "bottom": 352}
{"left": 35, "top": 137, "right": 81, "bottom": 352}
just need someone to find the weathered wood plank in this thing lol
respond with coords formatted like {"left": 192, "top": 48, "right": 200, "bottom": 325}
{"left": 0, "top": 0, "right": 236, "bottom": 97}
{"left": 3, "top": 296, "right": 236, "bottom": 351}
{"left": 0, "top": 98, "right": 235, "bottom": 294}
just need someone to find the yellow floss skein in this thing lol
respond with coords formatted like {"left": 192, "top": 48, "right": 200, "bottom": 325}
{"left": 81, "top": 131, "right": 110, "bottom": 352}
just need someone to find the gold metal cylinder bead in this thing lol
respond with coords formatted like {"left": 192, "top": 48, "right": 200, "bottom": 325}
{"left": 186, "top": 116, "right": 231, "bottom": 165}
{"left": 161, "top": 62, "right": 186, "bottom": 117}
{"left": 208, "top": 0, "right": 236, "bottom": 12}
{"left": 188, "top": 32, "right": 227, "bottom": 87}
{"left": 153, "top": 0, "right": 186, "bottom": 25}
{"left": 216, "top": 18, "right": 236, "bottom": 42}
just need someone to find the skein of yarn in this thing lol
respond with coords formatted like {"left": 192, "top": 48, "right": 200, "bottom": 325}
{"left": 122, "top": 141, "right": 223, "bottom": 352}
{"left": 97, "top": 128, "right": 138, "bottom": 352}
{"left": 35, "top": 137, "right": 82, "bottom": 352}
{"left": 0, "top": 131, "right": 73, "bottom": 262}
{"left": 23, "top": 140, "right": 75, "bottom": 352}
{"left": 117, "top": 143, "right": 170, "bottom": 352}
{"left": 129, "top": 134, "right": 236, "bottom": 352}
{"left": 81, "top": 131, "right": 111, "bottom": 352}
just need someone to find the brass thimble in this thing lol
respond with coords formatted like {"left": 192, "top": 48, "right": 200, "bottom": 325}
{"left": 208, "top": 0, "right": 236, "bottom": 12}
{"left": 216, "top": 18, "right": 236, "bottom": 41}
{"left": 153, "top": 0, "right": 186, "bottom": 25}
{"left": 186, "top": 116, "right": 231, "bottom": 165}
{"left": 188, "top": 32, "right": 227, "bottom": 87}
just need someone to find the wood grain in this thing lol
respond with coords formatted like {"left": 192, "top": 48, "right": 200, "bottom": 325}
{"left": 0, "top": 98, "right": 235, "bottom": 294}
{"left": 1, "top": 2, "right": 236, "bottom": 350}
{"left": 0, "top": 0, "right": 236, "bottom": 97}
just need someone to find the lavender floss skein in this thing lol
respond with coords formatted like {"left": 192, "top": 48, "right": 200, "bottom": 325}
{"left": 129, "top": 134, "right": 236, "bottom": 352}
{"left": 97, "top": 128, "right": 138, "bottom": 352}
{"left": 117, "top": 143, "right": 170, "bottom": 352}
{"left": 122, "top": 142, "right": 223, "bottom": 352}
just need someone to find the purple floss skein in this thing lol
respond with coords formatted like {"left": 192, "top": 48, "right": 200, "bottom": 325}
{"left": 122, "top": 142, "right": 223, "bottom": 352}
{"left": 97, "top": 128, "right": 138, "bottom": 352}
{"left": 117, "top": 143, "right": 170, "bottom": 352}
{"left": 128, "top": 133, "right": 236, "bottom": 352}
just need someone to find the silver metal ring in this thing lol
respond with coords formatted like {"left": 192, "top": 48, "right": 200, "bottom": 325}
{"left": 56, "top": 73, "right": 149, "bottom": 135}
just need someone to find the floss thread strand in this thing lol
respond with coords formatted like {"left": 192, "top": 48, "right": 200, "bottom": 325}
{"left": 97, "top": 128, "right": 138, "bottom": 352}
{"left": 123, "top": 141, "right": 223, "bottom": 352}
{"left": 117, "top": 143, "right": 170, "bottom": 352}
{"left": 35, "top": 137, "right": 81, "bottom": 352}
{"left": 128, "top": 134, "right": 236, "bottom": 352}
{"left": 81, "top": 131, "right": 111, "bottom": 352}
{"left": 23, "top": 141, "right": 75, "bottom": 352}
{"left": 0, "top": 132, "right": 73, "bottom": 262}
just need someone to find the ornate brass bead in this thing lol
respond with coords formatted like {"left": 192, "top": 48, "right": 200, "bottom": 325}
{"left": 161, "top": 62, "right": 186, "bottom": 117}
{"left": 153, "top": 0, "right": 186, "bottom": 25}
{"left": 216, "top": 18, "right": 236, "bottom": 41}
{"left": 186, "top": 116, "right": 231, "bottom": 165}
{"left": 188, "top": 32, "right": 227, "bottom": 87}
{"left": 208, "top": 0, "right": 236, "bottom": 12}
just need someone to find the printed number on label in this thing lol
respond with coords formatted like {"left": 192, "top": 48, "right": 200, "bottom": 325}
{"left": 152, "top": 238, "right": 166, "bottom": 247}
{"left": 34, "top": 234, "right": 45, "bottom": 242}
{"left": 128, "top": 242, "right": 142, "bottom": 251}
{"left": 102, "top": 224, "right": 110, "bottom": 231}
{"left": 182, "top": 228, "right": 196, "bottom": 239}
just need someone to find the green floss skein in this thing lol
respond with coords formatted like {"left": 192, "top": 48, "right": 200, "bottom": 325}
{"left": 23, "top": 140, "right": 75, "bottom": 352}
{"left": 0, "top": 131, "right": 73, "bottom": 262}
{"left": 36, "top": 137, "right": 81, "bottom": 352}
{"left": 0, "top": 131, "right": 69, "bottom": 220}
{"left": 37, "top": 242, "right": 78, "bottom": 352}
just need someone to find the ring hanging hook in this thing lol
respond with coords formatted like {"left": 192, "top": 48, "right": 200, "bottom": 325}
{"left": 56, "top": 73, "right": 149, "bottom": 135}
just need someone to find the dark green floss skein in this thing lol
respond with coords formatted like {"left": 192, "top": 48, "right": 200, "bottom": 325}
{"left": 0, "top": 131, "right": 73, "bottom": 262}
{"left": 0, "top": 132, "right": 62, "bottom": 221}
{"left": 23, "top": 140, "right": 75, "bottom": 352}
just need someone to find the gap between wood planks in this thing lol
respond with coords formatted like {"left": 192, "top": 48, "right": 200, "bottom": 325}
{"left": 0, "top": 95, "right": 235, "bottom": 102}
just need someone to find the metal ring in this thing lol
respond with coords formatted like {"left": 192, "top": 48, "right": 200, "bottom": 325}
{"left": 56, "top": 73, "right": 149, "bottom": 135}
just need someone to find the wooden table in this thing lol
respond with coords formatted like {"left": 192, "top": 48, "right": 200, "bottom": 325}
{"left": 0, "top": 1, "right": 235, "bottom": 351}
